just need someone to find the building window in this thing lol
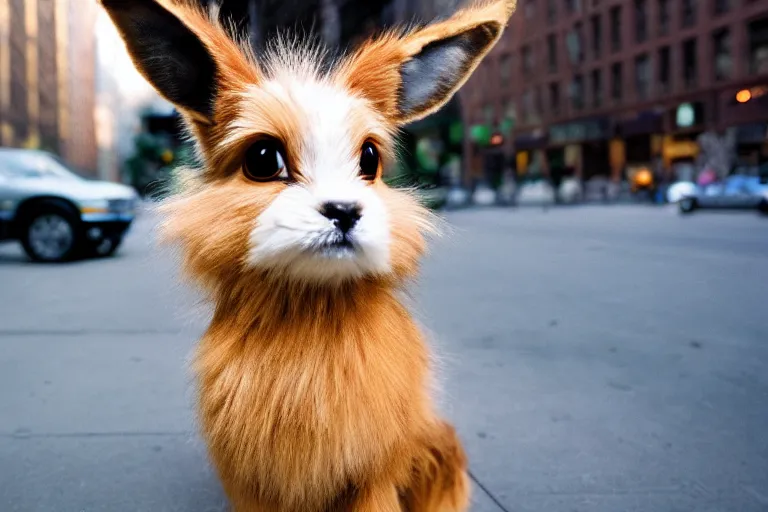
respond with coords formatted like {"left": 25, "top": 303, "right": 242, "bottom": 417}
{"left": 610, "top": 6, "right": 622, "bottom": 52}
{"left": 634, "top": 0, "right": 647, "bottom": 43}
{"left": 525, "top": 0, "right": 536, "bottom": 19}
{"left": 564, "top": 0, "right": 581, "bottom": 14}
{"left": 570, "top": 74, "right": 584, "bottom": 110}
{"left": 658, "top": 46, "right": 670, "bottom": 93}
{"left": 611, "top": 62, "right": 622, "bottom": 101}
{"left": 714, "top": 0, "right": 730, "bottom": 15}
{"left": 591, "top": 68, "right": 602, "bottom": 107}
{"left": 504, "top": 99, "right": 517, "bottom": 125}
{"left": 547, "top": 34, "right": 558, "bottom": 72}
{"left": 535, "top": 87, "right": 543, "bottom": 122}
{"left": 548, "top": 0, "right": 557, "bottom": 23}
{"left": 590, "top": 15, "right": 602, "bottom": 59}
{"left": 713, "top": 29, "right": 731, "bottom": 81}
{"left": 682, "top": 0, "right": 696, "bottom": 28}
{"left": 749, "top": 18, "right": 768, "bottom": 75}
{"left": 483, "top": 104, "right": 495, "bottom": 123}
{"left": 658, "top": 0, "right": 669, "bottom": 36}
{"left": 522, "top": 90, "right": 534, "bottom": 124}
{"left": 549, "top": 82, "right": 561, "bottom": 115}
{"left": 471, "top": 81, "right": 481, "bottom": 103}
{"left": 566, "top": 22, "right": 584, "bottom": 64}
{"left": 683, "top": 38, "right": 697, "bottom": 88}
{"left": 500, "top": 54, "right": 513, "bottom": 86}
{"left": 635, "top": 54, "right": 650, "bottom": 100}
{"left": 522, "top": 45, "right": 534, "bottom": 75}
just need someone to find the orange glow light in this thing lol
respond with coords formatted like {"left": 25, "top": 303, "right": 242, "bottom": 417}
{"left": 490, "top": 134, "right": 504, "bottom": 145}
{"left": 736, "top": 89, "right": 752, "bottom": 103}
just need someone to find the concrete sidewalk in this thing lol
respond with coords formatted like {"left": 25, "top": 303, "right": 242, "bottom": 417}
{"left": 2, "top": 207, "right": 768, "bottom": 511}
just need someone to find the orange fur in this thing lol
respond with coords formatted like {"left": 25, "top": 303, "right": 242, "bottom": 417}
{"left": 102, "top": 0, "right": 516, "bottom": 510}
{"left": 336, "top": 0, "right": 517, "bottom": 125}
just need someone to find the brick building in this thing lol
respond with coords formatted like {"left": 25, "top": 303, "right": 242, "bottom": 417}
{"left": 0, "top": 0, "right": 98, "bottom": 175}
{"left": 461, "top": 0, "right": 768, "bottom": 187}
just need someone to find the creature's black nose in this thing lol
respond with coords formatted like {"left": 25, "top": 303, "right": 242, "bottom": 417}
{"left": 320, "top": 202, "right": 362, "bottom": 234}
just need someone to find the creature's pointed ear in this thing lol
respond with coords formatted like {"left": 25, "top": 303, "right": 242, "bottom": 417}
{"left": 339, "top": 0, "right": 516, "bottom": 125}
{"left": 101, "top": 0, "right": 218, "bottom": 123}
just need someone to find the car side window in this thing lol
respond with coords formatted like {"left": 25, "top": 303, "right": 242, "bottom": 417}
{"left": 0, "top": 154, "right": 43, "bottom": 178}
{"left": 0, "top": 152, "right": 76, "bottom": 179}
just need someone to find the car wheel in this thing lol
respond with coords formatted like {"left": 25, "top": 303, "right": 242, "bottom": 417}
{"left": 759, "top": 200, "right": 768, "bottom": 216}
{"left": 679, "top": 197, "right": 697, "bottom": 214}
{"left": 91, "top": 236, "right": 123, "bottom": 258}
{"left": 20, "top": 202, "right": 81, "bottom": 262}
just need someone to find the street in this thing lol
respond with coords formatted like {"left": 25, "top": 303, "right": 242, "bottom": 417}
{"left": 2, "top": 205, "right": 768, "bottom": 512}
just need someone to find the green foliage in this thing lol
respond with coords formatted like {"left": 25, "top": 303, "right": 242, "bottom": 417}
{"left": 123, "top": 132, "right": 196, "bottom": 199}
{"left": 470, "top": 124, "right": 491, "bottom": 146}
{"left": 384, "top": 156, "right": 448, "bottom": 210}
{"left": 449, "top": 121, "right": 464, "bottom": 145}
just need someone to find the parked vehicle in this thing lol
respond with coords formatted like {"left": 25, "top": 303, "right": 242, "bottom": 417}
{"left": 667, "top": 164, "right": 768, "bottom": 215}
{"left": 0, "top": 149, "right": 139, "bottom": 262}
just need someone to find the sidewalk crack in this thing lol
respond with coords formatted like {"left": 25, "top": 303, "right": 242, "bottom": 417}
{"left": 469, "top": 470, "right": 511, "bottom": 512}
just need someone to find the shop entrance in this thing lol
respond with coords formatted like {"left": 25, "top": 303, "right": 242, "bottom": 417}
{"left": 625, "top": 134, "right": 653, "bottom": 164}
{"left": 582, "top": 141, "right": 611, "bottom": 180}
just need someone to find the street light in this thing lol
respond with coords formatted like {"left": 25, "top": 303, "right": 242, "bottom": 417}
{"left": 736, "top": 89, "right": 752, "bottom": 103}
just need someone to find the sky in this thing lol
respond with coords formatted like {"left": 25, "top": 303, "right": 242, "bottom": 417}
{"left": 93, "top": 8, "right": 174, "bottom": 178}
{"left": 94, "top": 9, "right": 166, "bottom": 111}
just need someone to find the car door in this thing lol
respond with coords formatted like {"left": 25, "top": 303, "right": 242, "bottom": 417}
{"left": 699, "top": 182, "right": 723, "bottom": 208}
{"left": 722, "top": 175, "right": 759, "bottom": 208}
{"left": 742, "top": 177, "right": 767, "bottom": 207}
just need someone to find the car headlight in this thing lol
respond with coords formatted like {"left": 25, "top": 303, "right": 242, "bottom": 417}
{"left": 78, "top": 199, "right": 110, "bottom": 214}
{"left": 107, "top": 199, "right": 135, "bottom": 213}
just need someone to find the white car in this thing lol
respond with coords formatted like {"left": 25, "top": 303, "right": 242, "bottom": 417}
{"left": 667, "top": 166, "right": 768, "bottom": 215}
{"left": 0, "top": 149, "right": 139, "bottom": 262}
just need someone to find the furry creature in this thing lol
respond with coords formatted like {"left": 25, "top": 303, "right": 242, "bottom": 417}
{"left": 101, "top": 0, "right": 515, "bottom": 510}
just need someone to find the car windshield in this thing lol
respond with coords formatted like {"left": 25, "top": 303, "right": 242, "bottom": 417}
{"left": 0, "top": 151, "right": 83, "bottom": 181}
{"left": 730, "top": 165, "right": 757, "bottom": 176}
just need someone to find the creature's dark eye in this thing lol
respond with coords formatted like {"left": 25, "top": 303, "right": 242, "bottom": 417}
{"left": 243, "top": 139, "right": 288, "bottom": 182}
{"left": 359, "top": 141, "right": 380, "bottom": 181}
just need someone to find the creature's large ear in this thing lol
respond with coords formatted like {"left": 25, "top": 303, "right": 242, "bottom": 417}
{"left": 101, "top": 0, "right": 218, "bottom": 123}
{"left": 339, "top": 0, "right": 516, "bottom": 125}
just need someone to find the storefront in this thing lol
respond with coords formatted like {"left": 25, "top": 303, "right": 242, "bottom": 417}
{"left": 720, "top": 83, "right": 768, "bottom": 165}
{"left": 548, "top": 118, "right": 611, "bottom": 181}
{"left": 613, "top": 110, "right": 666, "bottom": 186}
{"left": 401, "top": 98, "right": 463, "bottom": 187}
{"left": 485, "top": 132, "right": 507, "bottom": 186}
{"left": 618, "top": 110, "right": 665, "bottom": 163}
{"left": 734, "top": 123, "right": 768, "bottom": 164}
{"left": 513, "top": 130, "right": 548, "bottom": 182}
{"left": 661, "top": 136, "right": 699, "bottom": 179}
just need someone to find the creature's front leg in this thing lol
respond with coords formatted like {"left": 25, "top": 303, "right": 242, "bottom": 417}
{"left": 226, "top": 493, "right": 270, "bottom": 512}
{"left": 352, "top": 481, "right": 401, "bottom": 512}
{"left": 399, "top": 421, "right": 471, "bottom": 512}
{"left": 219, "top": 478, "right": 272, "bottom": 512}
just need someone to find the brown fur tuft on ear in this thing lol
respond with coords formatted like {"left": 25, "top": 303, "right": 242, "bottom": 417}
{"left": 337, "top": 0, "right": 516, "bottom": 125}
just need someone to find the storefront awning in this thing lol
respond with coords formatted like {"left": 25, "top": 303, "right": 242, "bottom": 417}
{"left": 548, "top": 117, "right": 611, "bottom": 144}
{"left": 618, "top": 111, "right": 664, "bottom": 137}
{"left": 735, "top": 123, "right": 768, "bottom": 144}
{"left": 514, "top": 132, "right": 548, "bottom": 150}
